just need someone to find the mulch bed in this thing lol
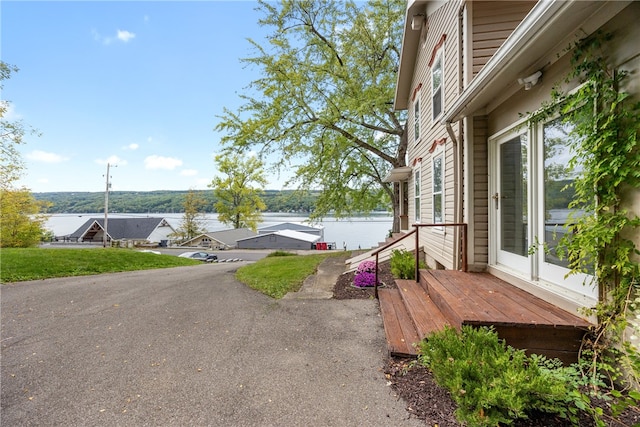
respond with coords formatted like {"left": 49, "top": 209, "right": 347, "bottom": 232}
{"left": 332, "top": 261, "right": 640, "bottom": 427}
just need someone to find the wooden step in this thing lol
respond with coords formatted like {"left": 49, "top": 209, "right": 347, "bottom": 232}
{"left": 378, "top": 288, "right": 420, "bottom": 357}
{"left": 379, "top": 269, "right": 593, "bottom": 364}
{"left": 395, "top": 279, "right": 450, "bottom": 339}
{"left": 421, "top": 270, "right": 592, "bottom": 328}
{"left": 420, "top": 270, "right": 592, "bottom": 364}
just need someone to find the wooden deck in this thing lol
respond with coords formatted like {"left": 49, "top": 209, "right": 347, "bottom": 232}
{"left": 379, "top": 270, "right": 593, "bottom": 364}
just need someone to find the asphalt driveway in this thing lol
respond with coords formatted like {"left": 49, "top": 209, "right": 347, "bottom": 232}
{"left": 1, "top": 263, "right": 421, "bottom": 426}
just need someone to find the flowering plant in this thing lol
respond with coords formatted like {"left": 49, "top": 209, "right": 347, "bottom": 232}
{"left": 353, "top": 260, "right": 378, "bottom": 287}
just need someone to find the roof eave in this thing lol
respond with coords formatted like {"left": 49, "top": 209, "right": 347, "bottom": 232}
{"left": 442, "top": 0, "right": 628, "bottom": 124}
{"left": 394, "top": 0, "right": 428, "bottom": 111}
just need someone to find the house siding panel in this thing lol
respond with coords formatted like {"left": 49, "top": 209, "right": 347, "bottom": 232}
{"left": 472, "top": 115, "right": 489, "bottom": 267}
{"left": 471, "top": 1, "right": 537, "bottom": 76}
{"left": 409, "top": 0, "right": 461, "bottom": 270}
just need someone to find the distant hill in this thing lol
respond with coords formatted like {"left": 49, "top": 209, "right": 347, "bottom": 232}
{"left": 33, "top": 190, "right": 320, "bottom": 214}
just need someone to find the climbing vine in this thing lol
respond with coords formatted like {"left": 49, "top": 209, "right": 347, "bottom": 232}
{"left": 530, "top": 32, "right": 640, "bottom": 393}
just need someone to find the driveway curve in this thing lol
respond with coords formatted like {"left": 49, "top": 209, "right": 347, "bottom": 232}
{"left": 1, "top": 263, "right": 421, "bottom": 426}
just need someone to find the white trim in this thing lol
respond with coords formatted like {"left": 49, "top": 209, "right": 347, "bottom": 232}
{"left": 431, "top": 47, "right": 444, "bottom": 122}
{"left": 431, "top": 150, "right": 444, "bottom": 224}
{"left": 414, "top": 163, "right": 422, "bottom": 223}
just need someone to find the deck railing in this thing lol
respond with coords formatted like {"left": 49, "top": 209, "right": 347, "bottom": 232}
{"left": 370, "top": 229, "right": 416, "bottom": 299}
{"left": 413, "top": 223, "right": 468, "bottom": 282}
{"left": 369, "top": 223, "right": 468, "bottom": 298}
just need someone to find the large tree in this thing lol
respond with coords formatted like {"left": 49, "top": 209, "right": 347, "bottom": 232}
{"left": 0, "top": 62, "right": 47, "bottom": 247}
{"left": 0, "top": 189, "right": 49, "bottom": 247}
{"left": 1, "top": 62, "right": 37, "bottom": 190}
{"left": 210, "top": 154, "right": 267, "bottom": 230}
{"left": 216, "top": 0, "right": 407, "bottom": 232}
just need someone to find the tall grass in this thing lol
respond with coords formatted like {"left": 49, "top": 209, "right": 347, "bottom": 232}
{"left": 0, "top": 248, "right": 199, "bottom": 283}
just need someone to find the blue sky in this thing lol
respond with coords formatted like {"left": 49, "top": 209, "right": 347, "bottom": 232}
{"left": 2, "top": 1, "right": 284, "bottom": 193}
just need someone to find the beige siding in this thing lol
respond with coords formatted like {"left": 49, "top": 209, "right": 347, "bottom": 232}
{"left": 472, "top": 116, "right": 489, "bottom": 267}
{"left": 407, "top": 0, "right": 462, "bottom": 270}
{"left": 471, "top": 1, "right": 536, "bottom": 76}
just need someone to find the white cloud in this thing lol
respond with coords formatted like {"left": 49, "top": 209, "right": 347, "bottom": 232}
{"left": 123, "top": 143, "right": 139, "bottom": 151}
{"left": 117, "top": 30, "right": 136, "bottom": 43}
{"left": 27, "top": 150, "right": 68, "bottom": 163}
{"left": 95, "top": 155, "right": 127, "bottom": 166}
{"left": 180, "top": 169, "right": 198, "bottom": 176}
{"left": 144, "top": 155, "right": 182, "bottom": 170}
{"left": 92, "top": 28, "right": 136, "bottom": 45}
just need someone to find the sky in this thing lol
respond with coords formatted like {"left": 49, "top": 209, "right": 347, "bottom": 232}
{"left": 2, "top": 0, "right": 288, "bottom": 193}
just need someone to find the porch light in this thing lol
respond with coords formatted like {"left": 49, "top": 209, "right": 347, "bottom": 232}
{"left": 518, "top": 70, "right": 542, "bottom": 90}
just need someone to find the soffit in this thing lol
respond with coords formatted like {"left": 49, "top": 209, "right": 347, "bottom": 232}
{"left": 443, "top": 0, "right": 629, "bottom": 123}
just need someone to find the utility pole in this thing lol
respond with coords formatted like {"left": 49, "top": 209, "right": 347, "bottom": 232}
{"left": 103, "top": 163, "right": 116, "bottom": 247}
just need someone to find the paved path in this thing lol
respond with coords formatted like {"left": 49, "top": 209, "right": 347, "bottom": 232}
{"left": 1, "top": 263, "right": 421, "bottom": 426}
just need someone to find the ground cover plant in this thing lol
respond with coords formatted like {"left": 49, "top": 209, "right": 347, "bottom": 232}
{"left": 333, "top": 265, "right": 640, "bottom": 426}
{"left": 235, "top": 251, "right": 339, "bottom": 299}
{"left": 418, "top": 326, "right": 600, "bottom": 426}
{"left": 0, "top": 248, "right": 200, "bottom": 283}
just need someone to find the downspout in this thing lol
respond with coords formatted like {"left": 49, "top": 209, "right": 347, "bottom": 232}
{"left": 446, "top": 122, "right": 463, "bottom": 270}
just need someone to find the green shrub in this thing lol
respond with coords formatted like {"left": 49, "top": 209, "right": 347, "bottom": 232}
{"left": 390, "top": 249, "right": 425, "bottom": 279}
{"left": 417, "top": 326, "right": 593, "bottom": 426}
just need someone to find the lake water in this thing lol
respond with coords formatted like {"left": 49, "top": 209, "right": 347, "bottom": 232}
{"left": 44, "top": 212, "right": 394, "bottom": 250}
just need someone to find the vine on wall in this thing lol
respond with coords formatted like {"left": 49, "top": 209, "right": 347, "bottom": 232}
{"left": 530, "top": 32, "right": 640, "bottom": 392}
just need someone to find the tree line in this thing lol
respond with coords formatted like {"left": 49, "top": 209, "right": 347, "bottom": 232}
{"left": 33, "top": 190, "right": 322, "bottom": 214}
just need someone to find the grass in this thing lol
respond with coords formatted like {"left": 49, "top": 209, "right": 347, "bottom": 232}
{"left": 0, "top": 247, "right": 200, "bottom": 283}
{"left": 235, "top": 251, "right": 340, "bottom": 299}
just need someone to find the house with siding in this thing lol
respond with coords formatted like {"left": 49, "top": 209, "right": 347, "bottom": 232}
{"left": 376, "top": 0, "right": 640, "bottom": 362}
{"left": 180, "top": 228, "right": 257, "bottom": 249}
{"left": 68, "top": 217, "right": 175, "bottom": 245}
{"left": 236, "top": 229, "right": 321, "bottom": 250}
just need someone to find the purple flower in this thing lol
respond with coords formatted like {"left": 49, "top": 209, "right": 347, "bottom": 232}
{"left": 357, "top": 260, "right": 377, "bottom": 274}
{"left": 354, "top": 271, "right": 377, "bottom": 287}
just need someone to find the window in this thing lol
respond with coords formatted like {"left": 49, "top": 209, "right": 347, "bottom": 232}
{"left": 432, "top": 51, "right": 443, "bottom": 120}
{"left": 432, "top": 154, "right": 443, "bottom": 223}
{"left": 542, "top": 117, "right": 586, "bottom": 269}
{"left": 414, "top": 94, "right": 421, "bottom": 142}
{"left": 414, "top": 168, "right": 421, "bottom": 223}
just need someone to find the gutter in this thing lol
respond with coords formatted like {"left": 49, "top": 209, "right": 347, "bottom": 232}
{"left": 440, "top": 0, "right": 568, "bottom": 124}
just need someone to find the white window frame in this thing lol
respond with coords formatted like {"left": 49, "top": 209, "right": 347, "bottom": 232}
{"left": 431, "top": 49, "right": 444, "bottom": 121}
{"left": 488, "top": 116, "right": 598, "bottom": 306}
{"left": 432, "top": 151, "right": 444, "bottom": 224}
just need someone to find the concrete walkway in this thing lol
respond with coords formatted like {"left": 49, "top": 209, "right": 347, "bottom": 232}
{"left": 1, "top": 263, "right": 421, "bottom": 426}
{"left": 283, "top": 253, "right": 349, "bottom": 300}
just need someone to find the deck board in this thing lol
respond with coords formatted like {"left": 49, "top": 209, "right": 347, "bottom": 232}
{"left": 379, "top": 270, "right": 593, "bottom": 364}
{"left": 424, "top": 270, "right": 591, "bottom": 328}
{"left": 396, "top": 279, "right": 450, "bottom": 339}
{"left": 378, "top": 288, "right": 420, "bottom": 356}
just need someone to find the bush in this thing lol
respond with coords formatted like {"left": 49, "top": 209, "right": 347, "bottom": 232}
{"left": 417, "top": 326, "right": 590, "bottom": 426}
{"left": 390, "top": 249, "right": 425, "bottom": 279}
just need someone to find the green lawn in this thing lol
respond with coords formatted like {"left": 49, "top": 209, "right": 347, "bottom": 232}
{"left": 1, "top": 248, "right": 345, "bottom": 300}
{"left": 235, "top": 252, "right": 341, "bottom": 299}
{"left": 0, "top": 248, "right": 200, "bottom": 283}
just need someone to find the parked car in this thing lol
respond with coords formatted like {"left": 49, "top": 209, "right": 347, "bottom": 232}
{"left": 178, "top": 251, "right": 218, "bottom": 262}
